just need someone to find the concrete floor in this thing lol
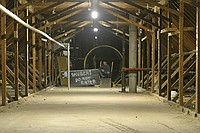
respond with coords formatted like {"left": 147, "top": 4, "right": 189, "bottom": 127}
{"left": 0, "top": 87, "right": 200, "bottom": 133}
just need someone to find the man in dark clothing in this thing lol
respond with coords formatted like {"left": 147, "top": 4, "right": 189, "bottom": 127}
{"left": 99, "top": 61, "right": 110, "bottom": 78}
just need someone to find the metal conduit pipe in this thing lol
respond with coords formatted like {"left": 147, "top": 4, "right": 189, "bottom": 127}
{"left": 0, "top": 4, "right": 65, "bottom": 48}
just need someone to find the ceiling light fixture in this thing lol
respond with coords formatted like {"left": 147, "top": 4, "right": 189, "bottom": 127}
{"left": 94, "top": 28, "right": 98, "bottom": 32}
{"left": 91, "top": 10, "right": 98, "bottom": 19}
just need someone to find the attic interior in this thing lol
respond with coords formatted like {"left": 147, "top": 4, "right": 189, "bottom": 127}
{"left": 0, "top": 0, "right": 200, "bottom": 132}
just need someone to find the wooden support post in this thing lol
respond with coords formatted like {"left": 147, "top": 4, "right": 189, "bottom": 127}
{"left": 48, "top": 41, "right": 52, "bottom": 85}
{"left": 1, "top": 0, "right": 7, "bottom": 106}
{"left": 141, "top": 35, "right": 145, "bottom": 88}
{"left": 52, "top": 42, "right": 55, "bottom": 85}
{"left": 121, "top": 29, "right": 126, "bottom": 92}
{"left": 167, "top": 9, "right": 172, "bottom": 100}
{"left": 25, "top": 8, "right": 29, "bottom": 96}
{"left": 151, "top": 18, "right": 156, "bottom": 93}
{"left": 138, "top": 28, "right": 142, "bottom": 87}
{"left": 32, "top": 16, "right": 36, "bottom": 93}
{"left": 196, "top": 1, "right": 200, "bottom": 113}
{"left": 37, "top": 34, "right": 43, "bottom": 90}
{"left": 146, "top": 36, "right": 151, "bottom": 90}
{"left": 44, "top": 39, "right": 47, "bottom": 88}
{"left": 179, "top": 1, "right": 184, "bottom": 106}
{"left": 158, "top": 9, "right": 162, "bottom": 96}
{"left": 14, "top": 0, "right": 19, "bottom": 100}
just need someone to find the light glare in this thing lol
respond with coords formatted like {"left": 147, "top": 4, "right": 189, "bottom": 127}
{"left": 91, "top": 11, "right": 98, "bottom": 19}
{"left": 94, "top": 28, "right": 98, "bottom": 32}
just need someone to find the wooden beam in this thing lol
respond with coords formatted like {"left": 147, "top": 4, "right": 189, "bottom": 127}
{"left": 151, "top": 17, "right": 156, "bottom": 93}
{"left": 141, "top": 37, "right": 145, "bottom": 88}
{"left": 39, "top": 9, "right": 83, "bottom": 29}
{"left": 138, "top": 28, "right": 142, "bottom": 86}
{"left": 48, "top": 41, "right": 52, "bottom": 85}
{"left": 185, "top": 94, "right": 196, "bottom": 107}
{"left": 144, "top": 0, "right": 180, "bottom": 16}
{"left": 1, "top": 0, "right": 7, "bottom": 106}
{"left": 37, "top": 33, "right": 43, "bottom": 90}
{"left": 18, "top": 0, "right": 43, "bottom": 20}
{"left": 43, "top": 37, "right": 47, "bottom": 88}
{"left": 103, "top": 8, "right": 152, "bottom": 32}
{"left": 32, "top": 16, "right": 37, "bottom": 93}
{"left": 196, "top": 1, "right": 200, "bottom": 113}
{"left": 55, "top": 29, "right": 76, "bottom": 40}
{"left": 25, "top": 2, "right": 64, "bottom": 20}
{"left": 179, "top": 0, "right": 184, "bottom": 106}
{"left": 99, "top": 23, "right": 129, "bottom": 42}
{"left": 35, "top": 2, "right": 84, "bottom": 26}
{"left": 167, "top": 8, "right": 172, "bottom": 100}
{"left": 183, "top": 0, "right": 200, "bottom": 7}
{"left": 160, "top": 28, "right": 177, "bottom": 34}
{"left": 100, "top": 21, "right": 129, "bottom": 37}
{"left": 10, "top": 3, "right": 31, "bottom": 12}
{"left": 146, "top": 36, "right": 151, "bottom": 90}
{"left": 120, "top": 0, "right": 171, "bottom": 22}
{"left": 122, "top": 29, "right": 126, "bottom": 92}
{"left": 101, "top": 1, "right": 160, "bottom": 28}
{"left": 158, "top": 9, "right": 162, "bottom": 96}
{"left": 52, "top": 42, "right": 55, "bottom": 85}
{"left": 173, "top": 75, "right": 196, "bottom": 102}
{"left": 161, "top": 27, "right": 195, "bottom": 34}
{"left": 53, "top": 20, "right": 87, "bottom": 39}
{"left": 14, "top": 0, "right": 19, "bottom": 101}
{"left": 25, "top": 8, "right": 29, "bottom": 96}
{"left": 62, "top": 22, "right": 91, "bottom": 42}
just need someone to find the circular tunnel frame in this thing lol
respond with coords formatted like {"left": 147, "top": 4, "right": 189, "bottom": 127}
{"left": 83, "top": 45, "right": 124, "bottom": 69}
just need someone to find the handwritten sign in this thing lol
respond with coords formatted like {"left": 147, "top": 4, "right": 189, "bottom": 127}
{"left": 61, "top": 69, "right": 100, "bottom": 87}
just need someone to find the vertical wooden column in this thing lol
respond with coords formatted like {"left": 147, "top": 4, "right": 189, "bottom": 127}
{"left": 1, "top": 0, "right": 7, "bottom": 106}
{"left": 44, "top": 39, "right": 47, "bottom": 88}
{"left": 167, "top": 9, "right": 172, "bottom": 100}
{"left": 146, "top": 36, "right": 151, "bottom": 90}
{"left": 151, "top": 18, "right": 156, "bottom": 93}
{"left": 121, "top": 30, "right": 126, "bottom": 92}
{"left": 48, "top": 41, "right": 52, "bottom": 85}
{"left": 25, "top": 8, "right": 29, "bottom": 96}
{"left": 37, "top": 34, "right": 43, "bottom": 90}
{"left": 179, "top": 1, "right": 184, "bottom": 105}
{"left": 32, "top": 16, "right": 36, "bottom": 93}
{"left": 138, "top": 29, "right": 141, "bottom": 87}
{"left": 51, "top": 42, "right": 55, "bottom": 85}
{"left": 37, "top": 34, "right": 42, "bottom": 90}
{"left": 196, "top": 1, "right": 200, "bottom": 113}
{"left": 14, "top": 0, "right": 19, "bottom": 100}
{"left": 141, "top": 37, "right": 144, "bottom": 88}
{"left": 158, "top": 10, "right": 162, "bottom": 96}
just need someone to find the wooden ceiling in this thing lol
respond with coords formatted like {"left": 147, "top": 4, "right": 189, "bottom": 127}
{"left": 1, "top": 0, "right": 197, "bottom": 53}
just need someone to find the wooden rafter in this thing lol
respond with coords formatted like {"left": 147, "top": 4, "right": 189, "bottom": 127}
{"left": 120, "top": 0, "right": 171, "bottom": 22}
{"left": 99, "top": 23, "right": 129, "bottom": 42}
{"left": 34, "top": 2, "right": 84, "bottom": 26}
{"left": 103, "top": 8, "right": 152, "bottom": 32}
{"left": 39, "top": 9, "right": 83, "bottom": 29}
{"left": 143, "top": 0, "right": 180, "bottom": 15}
{"left": 101, "top": 1, "right": 160, "bottom": 28}
{"left": 25, "top": 2, "right": 65, "bottom": 20}
{"left": 55, "top": 21, "right": 91, "bottom": 39}
{"left": 10, "top": 3, "right": 31, "bottom": 12}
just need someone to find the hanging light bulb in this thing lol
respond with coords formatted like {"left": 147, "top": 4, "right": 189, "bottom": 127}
{"left": 91, "top": 10, "right": 98, "bottom": 19}
{"left": 94, "top": 28, "right": 98, "bottom": 32}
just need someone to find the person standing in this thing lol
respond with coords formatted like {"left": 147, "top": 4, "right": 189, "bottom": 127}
{"left": 99, "top": 61, "right": 110, "bottom": 78}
